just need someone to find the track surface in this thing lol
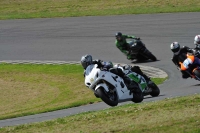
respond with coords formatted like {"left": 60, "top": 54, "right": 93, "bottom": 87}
{"left": 0, "top": 12, "right": 200, "bottom": 127}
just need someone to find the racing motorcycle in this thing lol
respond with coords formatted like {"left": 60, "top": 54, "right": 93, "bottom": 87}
{"left": 177, "top": 53, "right": 200, "bottom": 81}
{"left": 192, "top": 49, "right": 200, "bottom": 80}
{"left": 128, "top": 39, "right": 157, "bottom": 62}
{"left": 119, "top": 64, "right": 160, "bottom": 97}
{"left": 84, "top": 64, "right": 160, "bottom": 106}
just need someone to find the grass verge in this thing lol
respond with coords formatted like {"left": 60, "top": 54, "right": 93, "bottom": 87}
{"left": 0, "top": 93, "right": 199, "bottom": 133}
{"left": 0, "top": 63, "right": 166, "bottom": 120}
{"left": 0, "top": 0, "right": 200, "bottom": 20}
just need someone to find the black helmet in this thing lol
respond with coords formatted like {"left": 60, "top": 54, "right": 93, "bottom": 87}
{"left": 115, "top": 32, "right": 122, "bottom": 37}
{"left": 80, "top": 54, "right": 93, "bottom": 69}
{"left": 115, "top": 32, "right": 122, "bottom": 41}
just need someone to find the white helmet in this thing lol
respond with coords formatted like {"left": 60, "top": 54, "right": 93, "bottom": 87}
{"left": 170, "top": 42, "right": 180, "bottom": 55}
{"left": 194, "top": 35, "right": 200, "bottom": 49}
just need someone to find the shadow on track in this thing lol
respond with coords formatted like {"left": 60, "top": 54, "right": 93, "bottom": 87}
{"left": 143, "top": 94, "right": 165, "bottom": 100}
{"left": 191, "top": 84, "right": 200, "bottom": 86}
{"left": 117, "top": 94, "right": 165, "bottom": 104}
{"left": 131, "top": 59, "right": 160, "bottom": 64}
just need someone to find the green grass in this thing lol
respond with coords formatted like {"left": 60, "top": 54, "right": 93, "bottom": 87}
{"left": 0, "top": 94, "right": 199, "bottom": 133}
{"left": 0, "top": 63, "right": 99, "bottom": 120}
{"left": 0, "top": 0, "right": 200, "bottom": 20}
{"left": 0, "top": 63, "right": 166, "bottom": 120}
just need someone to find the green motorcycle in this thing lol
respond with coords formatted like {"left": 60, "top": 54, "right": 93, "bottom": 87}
{"left": 121, "top": 65, "right": 160, "bottom": 100}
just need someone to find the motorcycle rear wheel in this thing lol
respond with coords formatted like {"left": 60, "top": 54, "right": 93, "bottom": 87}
{"left": 149, "top": 83, "right": 160, "bottom": 97}
{"left": 96, "top": 87, "right": 118, "bottom": 106}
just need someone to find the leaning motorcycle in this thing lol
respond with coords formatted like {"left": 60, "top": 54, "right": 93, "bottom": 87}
{"left": 120, "top": 65, "right": 160, "bottom": 97}
{"left": 84, "top": 64, "right": 160, "bottom": 106}
{"left": 178, "top": 53, "right": 200, "bottom": 81}
{"left": 128, "top": 39, "right": 157, "bottom": 62}
{"left": 192, "top": 49, "right": 200, "bottom": 80}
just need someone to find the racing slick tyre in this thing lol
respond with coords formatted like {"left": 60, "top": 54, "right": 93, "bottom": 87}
{"left": 193, "top": 69, "right": 200, "bottom": 79}
{"left": 149, "top": 82, "right": 160, "bottom": 97}
{"left": 132, "top": 88, "right": 144, "bottom": 103}
{"left": 146, "top": 52, "right": 157, "bottom": 61}
{"left": 96, "top": 87, "right": 118, "bottom": 106}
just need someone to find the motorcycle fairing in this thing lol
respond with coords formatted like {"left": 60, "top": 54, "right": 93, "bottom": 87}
{"left": 85, "top": 64, "right": 132, "bottom": 100}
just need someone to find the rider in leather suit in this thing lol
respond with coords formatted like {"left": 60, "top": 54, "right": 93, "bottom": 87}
{"left": 170, "top": 42, "right": 200, "bottom": 79}
{"left": 80, "top": 54, "right": 153, "bottom": 88}
{"left": 115, "top": 32, "right": 140, "bottom": 60}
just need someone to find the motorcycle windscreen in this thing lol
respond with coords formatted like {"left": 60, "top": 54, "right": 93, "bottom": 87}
{"left": 85, "top": 64, "right": 95, "bottom": 76}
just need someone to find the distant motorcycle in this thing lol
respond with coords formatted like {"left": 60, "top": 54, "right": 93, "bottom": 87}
{"left": 128, "top": 39, "right": 157, "bottom": 62}
{"left": 84, "top": 64, "right": 160, "bottom": 106}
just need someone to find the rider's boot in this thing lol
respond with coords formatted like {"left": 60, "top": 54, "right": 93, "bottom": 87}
{"left": 122, "top": 76, "right": 134, "bottom": 89}
{"left": 122, "top": 76, "right": 131, "bottom": 89}
{"left": 130, "top": 66, "right": 154, "bottom": 87}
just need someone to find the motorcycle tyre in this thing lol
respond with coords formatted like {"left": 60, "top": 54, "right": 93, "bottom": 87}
{"left": 94, "top": 92, "right": 99, "bottom": 98}
{"left": 96, "top": 87, "right": 118, "bottom": 107}
{"left": 136, "top": 56, "right": 149, "bottom": 62}
{"left": 132, "top": 88, "right": 144, "bottom": 103}
{"left": 149, "top": 83, "right": 160, "bottom": 97}
{"left": 193, "top": 69, "right": 200, "bottom": 78}
{"left": 146, "top": 52, "right": 157, "bottom": 61}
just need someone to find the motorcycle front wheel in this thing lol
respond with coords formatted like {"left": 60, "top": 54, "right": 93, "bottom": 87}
{"left": 132, "top": 88, "right": 144, "bottom": 103}
{"left": 143, "top": 49, "right": 157, "bottom": 61}
{"left": 146, "top": 52, "right": 157, "bottom": 61}
{"left": 193, "top": 69, "right": 200, "bottom": 79}
{"left": 96, "top": 87, "right": 118, "bottom": 106}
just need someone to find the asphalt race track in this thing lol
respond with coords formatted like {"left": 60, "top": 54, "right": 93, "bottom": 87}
{"left": 0, "top": 12, "right": 200, "bottom": 127}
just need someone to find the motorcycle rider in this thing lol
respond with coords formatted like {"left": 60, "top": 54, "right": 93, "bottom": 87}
{"left": 80, "top": 54, "right": 113, "bottom": 73}
{"left": 80, "top": 54, "right": 133, "bottom": 89}
{"left": 193, "top": 35, "right": 200, "bottom": 58}
{"left": 194, "top": 35, "right": 200, "bottom": 49}
{"left": 115, "top": 32, "right": 140, "bottom": 60}
{"left": 80, "top": 54, "right": 153, "bottom": 89}
{"left": 170, "top": 41, "right": 200, "bottom": 79}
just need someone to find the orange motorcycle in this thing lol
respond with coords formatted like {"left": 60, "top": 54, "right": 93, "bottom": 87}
{"left": 179, "top": 54, "right": 200, "bottom": 80}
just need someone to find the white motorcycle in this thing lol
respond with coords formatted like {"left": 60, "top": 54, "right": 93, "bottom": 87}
{"left": 84, "top": 64, "right": 156, "bottom": 106}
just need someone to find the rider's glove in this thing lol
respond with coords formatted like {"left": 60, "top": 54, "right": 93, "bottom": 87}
{"left": 95, "top": 60, "right": 103, "bottom": 67}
